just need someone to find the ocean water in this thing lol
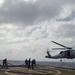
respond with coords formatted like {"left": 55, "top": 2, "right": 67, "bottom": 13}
{"left": 0, "top": 60, "right": 75, "bottom": 69}
{"left": 37, "top": 61, "right": 75, "bottom": 69}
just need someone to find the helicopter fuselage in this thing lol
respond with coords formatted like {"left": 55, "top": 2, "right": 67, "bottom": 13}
{"left": 45, "top": 41, "right": 75, "bottom": 59}
{"left": 45, "top": 50, "right": 75, "bottom": 59}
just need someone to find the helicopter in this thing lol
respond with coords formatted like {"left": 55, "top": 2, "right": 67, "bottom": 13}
{"left": 45, "top": 41, "right": 75, "bottom": 59}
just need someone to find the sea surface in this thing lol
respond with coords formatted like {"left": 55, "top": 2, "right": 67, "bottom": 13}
{"left": 0, "top": 60, "right": 75, "bottom": 69}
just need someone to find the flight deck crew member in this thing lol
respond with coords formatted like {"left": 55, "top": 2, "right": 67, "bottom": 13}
{"left": 31, "top": 59, "right": 36, "bottom": 69}
{"left": 28, "top": 58, "right": 31, "bottom": 69}
{"left": 25, "top": 59, "right": 28, "bottom": 67}
{"left": 2, "top": 58, "right": 8, "bottom": 68}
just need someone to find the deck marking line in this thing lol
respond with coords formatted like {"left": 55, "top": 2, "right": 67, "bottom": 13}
{"left": 55, "top": 70, "right": 61, "bottom": 75}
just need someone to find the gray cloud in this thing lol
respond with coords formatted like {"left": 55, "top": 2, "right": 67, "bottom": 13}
{"left": 0, "top": 0, "right": 63, "bottom": 26}
{"left": 0, "top": 0, "right": 75, "bottom": 61}
{"left": 57, "top": 11, "right": 75, "bottom": 21}
{"left": 55, "top": 24, "right": 75, "bottom": 38}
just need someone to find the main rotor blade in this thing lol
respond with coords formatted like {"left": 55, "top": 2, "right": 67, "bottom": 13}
{"left": 52, "top": 41, "right": 72, "bottom": 49}
{"left": 52, "top": 48, "right": 66, "bottom": 50}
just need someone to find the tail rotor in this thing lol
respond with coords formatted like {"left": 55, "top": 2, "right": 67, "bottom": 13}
{"left": 47, "top": 48, "right": 50, "bottom": 53}
{"left": 45, "top": 48, "right": 51, "bottom": 58}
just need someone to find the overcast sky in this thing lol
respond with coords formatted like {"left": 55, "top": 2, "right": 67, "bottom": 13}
{"left": 0, "top": 0, "right": 75, "bottom": 62}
